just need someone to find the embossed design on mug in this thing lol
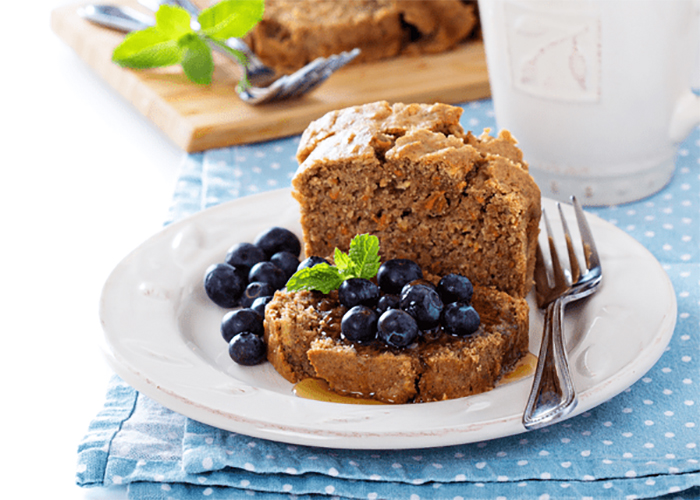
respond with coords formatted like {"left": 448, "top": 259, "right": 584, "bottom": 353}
{"left": 504, "top": 1, "right": 601, "bottom": 102}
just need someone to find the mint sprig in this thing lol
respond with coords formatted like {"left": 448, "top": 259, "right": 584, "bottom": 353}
{"left": 112, "top": 0, "right": 264, "bottom": 85}
{"left": 286, "top": 234, "right": 381, "bottom": 293}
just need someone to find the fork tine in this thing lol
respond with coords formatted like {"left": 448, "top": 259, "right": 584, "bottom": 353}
{"left": 543, "top": 208, "right": 568, "bottom": 289}
{"left": 557, "top": 202, "right": 581, "bottom": 283}
{"left": 571, "top": 196, "right": 601, "bottom": 271}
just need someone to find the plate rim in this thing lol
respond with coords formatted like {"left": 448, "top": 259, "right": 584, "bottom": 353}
{"left": 98, "top": 188, "right": 677, "bottom": 449}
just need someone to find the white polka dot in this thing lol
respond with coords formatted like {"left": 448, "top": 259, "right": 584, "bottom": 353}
{"left": 328, "top": 467, "right": 339, "bottom": 476}
{"left": 497, "top": 475, "right": 509, "bottom": 482}
{"left": 392, "top": 462, "right": 402, "bottom": 468}
{"left": 369, "top": 474, "right": 382, "bottom": 480}
{"left": 161, "top": 484, "right": 171, "bottom": 491}
{"left": 244, "top": 463, "right": 255, "bottom": 472}
{"left": 476, "top": 462, "right": 487, "bottom": 469}
{"left": 644, "top": 443, "right": 655, "bottom": 448}
{"left": 645, "top": 420, "right": 654, "bottom": 426}
{"left": 539, "top": 450, "right": 550, "bottom": 456}
{"left": 112, "top": 476, "right": 122, "bottom": 485}
{"left": 283, "top": 484, "right": 292, "bottom": 492}
{"left": 583, "top": 475, "right": 595, "bottom": 481}
{"left": 285, "top": 467, "right": 298, "bottom": 474}
{"left": 561, "top": 462, "right": 572, "bottom": 468}
{"left": 541, "top": 472, "right": 551, "bottom": 479}
{"left": 325, "top": 485, "right": 335, "bottom": 494}
{"left": 203, "top": 487, "right": 213, "bottom": 496}
{"left": 682, "top": 355, "right": 692, "bottom": 362}
{"left": 202, "top": 457, "right": 213, "bottom": 469}
{"left": 518, "top": 460, "right": 528, "bottom": 466}
{"left": 240, "top": 480, "right": 250, "bottom": 487}
{"left": 455, "top": 474, "right": 467, "bottom": 481}
{"left": 368, "top": 493, "right": 378, "bottom": 500}
{"left": 623, "top": 432, "right": 633, "bottom": 438}
{"left": 625, "top": 470, "right": 637, "bottom": 478}
{"left": 581, "top": 450, "right": 591, "bottom": 457}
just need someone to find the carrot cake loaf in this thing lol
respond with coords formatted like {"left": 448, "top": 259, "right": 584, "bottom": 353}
{"left": 244, "top": 0, "right": 479, "bottom": 74}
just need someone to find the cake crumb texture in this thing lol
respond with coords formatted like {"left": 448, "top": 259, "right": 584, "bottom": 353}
{"left": 292, "top": 101, "right": 541, "bottom": 299}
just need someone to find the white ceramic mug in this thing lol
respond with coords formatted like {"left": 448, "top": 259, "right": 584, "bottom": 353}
{"left": 478, "top": 0, "right": 700, "bottom": 205}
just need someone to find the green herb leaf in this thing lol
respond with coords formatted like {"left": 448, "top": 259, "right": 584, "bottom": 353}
{"left": 179, "top": 33, "right": 214, "bottom": 84}
{"left": 286, "top": 263, "right": 345, "bottom": 294}
{"left": 155, "top": 4, "right": 193, "bottom": 38}
{"left": 347, "top": 234, "right": 381, "bottom": 279}
{"left": 111, "top": 0, "right": 264, "bottom": 85}
{"left": 112, "top": 28, "right": 182, "bottom": 69}
{"left": 198, "top": 0, "right": 265, "bottom": 39}
{"left": 333, "top": 248, "right": 355, "bottom": 278}
{"left": 285, "top": 234, "right": 381, "bottom": 294}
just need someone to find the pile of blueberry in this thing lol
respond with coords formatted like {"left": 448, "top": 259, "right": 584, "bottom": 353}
{"left": 204, "top": 226, "right": 318, "bottom": 366}
{"left": 339, "top": 259, "right": 480, "bottom": 348}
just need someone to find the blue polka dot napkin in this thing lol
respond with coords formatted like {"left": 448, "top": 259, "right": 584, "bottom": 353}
{"left": 77, "top": 100, "right": 700, "bottom": 500}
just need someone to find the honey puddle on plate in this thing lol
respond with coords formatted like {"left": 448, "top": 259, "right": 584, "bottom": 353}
{"left": 293, "top": 352, "right": 538, "bottom": 404}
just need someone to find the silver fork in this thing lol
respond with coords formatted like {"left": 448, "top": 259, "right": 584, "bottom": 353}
{"left": 78, "top": 3, "right": 360, "bottom": 104}
{"left": 522, "top": 196, "right": 603, "bottom": 430}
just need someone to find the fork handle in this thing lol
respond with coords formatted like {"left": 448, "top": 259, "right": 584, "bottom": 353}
{"left": 522, "top": 298, "right": 578, "bottom": 429}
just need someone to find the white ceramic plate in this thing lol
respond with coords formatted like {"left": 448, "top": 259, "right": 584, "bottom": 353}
{"left": 99, "top": 189, "right": 677, "bottom": 449}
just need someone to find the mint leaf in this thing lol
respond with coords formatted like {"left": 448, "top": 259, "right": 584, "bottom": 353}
{"left": 286, "top": 263, "right": 344, "bottom": 294}
{"left": 179, "top": 33, "right": 214, "bottom": 84}
{"left": 112, "top": 28, "right": 182, "bottom": 69}
{"left": 333, "top": 248, "right": 355, "bottom": 278}
{"left": 285, "top": 234, "right": 381, "bottom": 294}
{"left": 111, "top": 0, "right": 264, "bottom": 85}
{"left": 347, "top": 234, "right": 381, "bottom": 279}
{"left": 198, "top": 0, "right": 264, "bottom": 39}
{"left": 155, "top": 4, "right": 192, "bottom": 38}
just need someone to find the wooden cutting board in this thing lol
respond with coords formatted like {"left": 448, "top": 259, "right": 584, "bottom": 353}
{"left": 51, "top": 1, "right": 491, "bottom": 152}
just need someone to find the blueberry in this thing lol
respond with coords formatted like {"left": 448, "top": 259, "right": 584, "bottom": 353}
{"left": 221, "top": 308, "right": 264, "bottom": 342}
{"left": 248, "top": 261, "right": 286, "bottom": 290}
{"left": 239, "top": 281, "right": 276, "bottom": 308}
{"left": 442, "top": 302, "right": 480, "bottom": 337}
{"left": 437, "top": 273, "right": 474, "bottom": 304}
{"left": 376, "top": 259, "right": 423, "bottom": 294}
{"left": 270, "top": 251, "right": 299, "bottom": 280}
{"left": 203, "top": 263, "right": 246, "bottom": 308}
{"left": 400, "top": 283, "right": 444, "bottom": 329}
{"left": 376, "top": 294, "right": 400, "bottom": 315}
{"left": 400, "top": 279, "right": 437, "bottom": 299}
{"left": 338, "top": 278, "right": 380, "bottom": 308}
{"left": 377, "top": 309, "right": 419, "bottom": 348}
{"left": 297, "top": 256, "right": 330, "bottom": 271}
{"left": 341, "top": 305, "right": 378, "bottom": 342}
{"left": 250, "top": 295, "right": 274, "bottom": 317}
{"left": 225, "top": 242, "right": 266, "bottom": 271}
{"left": 228, "top": 332, "right": 266, "bottom": 365}
{"left": 254, "top": 227, "right": 301, "bottom": 258}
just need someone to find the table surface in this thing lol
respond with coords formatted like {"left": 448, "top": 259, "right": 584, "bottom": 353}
{"left": 5, "top": 1, "right": 180, "bottom": 498}
{"left": 5, "top": 2, "right": 698, "bottom": 499}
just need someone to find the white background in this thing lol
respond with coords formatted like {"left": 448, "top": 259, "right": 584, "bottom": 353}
{"left": 3, "top": 1, "right": 182, "bottom": 497}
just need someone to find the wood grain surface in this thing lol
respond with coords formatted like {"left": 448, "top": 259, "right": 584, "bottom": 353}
{"left": 51, "top": 0, "right": 491, "bottom": 152}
